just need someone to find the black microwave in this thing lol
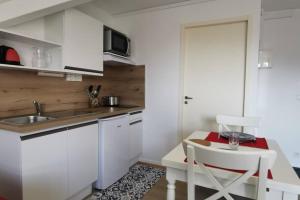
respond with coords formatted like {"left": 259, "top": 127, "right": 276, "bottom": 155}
{"left": 103, "top": 26, "right": 130, "bottom": 57}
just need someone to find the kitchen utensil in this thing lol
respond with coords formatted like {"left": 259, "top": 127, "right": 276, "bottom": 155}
{"left": 189, "top": 139, "right": 211, "bottom": 146}
{"left": 92, "top": 85, "right": 101, "bottom": 98}
{"left": 102, "top": 96, "right": 120, "bottom": 106}
{"left": 91, "top": 85, "right": 101, "bottom": 98}
{"left": 88, "top": 85, "right": 93, "bottom": 94}
{"left": 87, "top": 85, "right": 101, "bottom": 107}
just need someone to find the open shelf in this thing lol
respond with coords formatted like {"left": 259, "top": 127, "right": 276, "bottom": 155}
{"left": 0, "top": 29, "right": 62, "bottom": 48}
{"left": 0, "top": 28, "right": 103, "bottom": 77}
{"left": 103, "top": 53, "right": 136, "bottom": 67}
{"left": 0, "top": 64, "right": 103, "bottom": 77}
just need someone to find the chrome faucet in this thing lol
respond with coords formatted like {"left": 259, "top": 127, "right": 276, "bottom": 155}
{"left": 33, "top": 100, "right": 42, "bottom": 116}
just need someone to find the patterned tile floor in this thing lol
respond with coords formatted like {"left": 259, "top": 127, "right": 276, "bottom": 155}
{"left": 88, "top": 164, "right": 165, "bottom": 200}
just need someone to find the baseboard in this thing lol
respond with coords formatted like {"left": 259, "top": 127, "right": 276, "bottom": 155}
{"left": 129, "top": 156, "right": 139, "bottom": 167}
{"left": 139, "top": 158, "right": 162, "bottom": 166}
{"left": 68, "top": 185, "right": 92, "bottom": 200}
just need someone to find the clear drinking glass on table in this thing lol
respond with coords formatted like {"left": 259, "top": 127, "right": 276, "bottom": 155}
{"left": 229, "top": 132, "right": 239, "bottom": 150}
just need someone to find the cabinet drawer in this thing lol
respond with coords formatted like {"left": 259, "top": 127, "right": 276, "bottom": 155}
{"left": 129, "top": 111, "right": 143, "bottom": 122}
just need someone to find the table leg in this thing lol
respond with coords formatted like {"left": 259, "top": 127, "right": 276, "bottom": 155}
{"left": 167, "top": 178, "right": 176, "bottom": 200}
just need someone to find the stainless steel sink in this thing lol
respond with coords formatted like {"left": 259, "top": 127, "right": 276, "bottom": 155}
{"left": 0, "top": 115, "right": 56, "bottom": 125}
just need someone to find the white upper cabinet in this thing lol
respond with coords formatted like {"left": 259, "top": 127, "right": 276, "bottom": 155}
{"left": 0, "top": 8, "right": 103, "bottom": 76}
{"left": 62, "top": 9, "right": 103, "bottom": 75}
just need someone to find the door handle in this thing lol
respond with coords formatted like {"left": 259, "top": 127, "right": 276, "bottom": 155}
{"left": 185, "top": 96, "right": 193, "bottom": 100}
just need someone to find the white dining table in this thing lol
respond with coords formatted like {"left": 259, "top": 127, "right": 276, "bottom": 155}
{"left": 161, "top": 131, "right": 300, "bottom": 200}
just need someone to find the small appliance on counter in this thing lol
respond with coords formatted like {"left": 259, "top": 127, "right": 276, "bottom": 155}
{"left": 102, "top": 96, "right": 120, "bottom": 107}
{"left": 0, "top": 45, "right": 22, "bottom": 65}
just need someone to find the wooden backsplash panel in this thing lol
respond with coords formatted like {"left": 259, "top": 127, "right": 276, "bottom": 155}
{"left": 0, "top": 65, "right": 145, "bottom": 118}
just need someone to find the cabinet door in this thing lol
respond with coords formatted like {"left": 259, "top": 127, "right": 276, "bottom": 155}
{"left": 97, "top": 115, "right": 129, "bottom": 189}
{"left": 63, "top": 8, "right": 103, "bottom": 74}
{"left": 67, "top": 123, "right": 98, "bottom": 197}
{"left": 22, "top": 132, "right": 68, "bottom": 200}
{"left": 129, "top": 120, "right": 143, "bottom": 160}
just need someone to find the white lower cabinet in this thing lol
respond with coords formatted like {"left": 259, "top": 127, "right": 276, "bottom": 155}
{"left": 128, "top": 111, "right": 143, "bottom": 165}
{"left": 129, "top": 120, "right": 143, "bottom": 160}
{"left": 67, "top": 123, "right": 98, "bottom": 197}
{"left": 21, "top": 121, "right": 98, "bottom": 200}
{"left": 96, "top": 115, "right": 129, "bottom": 189}
{"left": 22, "top": 132, "right": 68, "bottom": 200}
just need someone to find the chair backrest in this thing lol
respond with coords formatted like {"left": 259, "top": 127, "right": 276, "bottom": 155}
{"left": 216, "top": 115, "right": 261, "bottom": 136}
{"left": 184, "top": 139, "right": 277, "bottom": 200}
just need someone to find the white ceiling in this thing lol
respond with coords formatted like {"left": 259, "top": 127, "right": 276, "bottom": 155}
{"left": 92, "top": 0, "right": 189, "bottom": 15}
{"left": 91, "top": 0, "right": 300, "bottom": 15}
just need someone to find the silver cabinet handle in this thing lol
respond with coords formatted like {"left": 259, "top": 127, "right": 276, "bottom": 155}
{"left": 130, "top": 120, "right": 142, "bottom": 125}
{"left": 185, "top": 96, "right": 193, "bottom": 100}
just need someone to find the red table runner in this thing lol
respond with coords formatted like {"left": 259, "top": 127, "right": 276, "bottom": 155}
{"left": 184, "top": 132, "right": 273, "bottom": 179}
{"left": 205, "top": 132, "right": 269, "bottom": 149}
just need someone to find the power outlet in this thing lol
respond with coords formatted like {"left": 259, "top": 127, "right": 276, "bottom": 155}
{"left": 66, "top": 74, "right": 82, "bottom": 82}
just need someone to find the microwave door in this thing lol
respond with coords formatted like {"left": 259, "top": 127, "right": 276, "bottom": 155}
{"left": 112, "top": 32, "right": 128, "bottom": 56}
{"left": 126, "top": 38, "right": 130, "bottom": 56}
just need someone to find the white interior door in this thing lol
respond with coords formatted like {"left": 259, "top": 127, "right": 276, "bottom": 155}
{"left": 182, "top": 21, "right": 247, "bottom": 138}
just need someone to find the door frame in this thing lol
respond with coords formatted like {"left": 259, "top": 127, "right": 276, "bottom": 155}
{"left": 178, "top": 15, "right": 260, "bottom": 142}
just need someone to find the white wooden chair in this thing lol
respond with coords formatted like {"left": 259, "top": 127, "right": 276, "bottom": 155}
{"left": 216, "top": 115, "right": 261, "bottom": 136}
{"left": 184, "top": 140, "right": 277, "bottom": 200}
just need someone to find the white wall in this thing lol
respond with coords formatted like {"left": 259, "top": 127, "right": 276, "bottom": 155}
{"left": 5, "top": 18, "right": 45, "bottom": 40}
{"left": 258, "top": 9, "right": 300, "bottom": 168}
{"left": 77, "top": 2, "right": 115, "bottom": 27}
{"left": 115, "top": 0, "right": 261, "bottom": 163}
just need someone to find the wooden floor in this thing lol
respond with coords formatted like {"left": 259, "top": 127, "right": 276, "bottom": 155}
{"left": 143, "top": 176, "right": 253, "bottom": 200}
{"left": 143, "top": 177, "right": 186, "bottom": 200}
{"left": 141, "top": 161, "right": 247, "bottom": 200}
{"left": 140, "top": 162, "right": 300, "bottom": 200}
{"left": 143, "top": 175, "right": 300, "bottom": 200}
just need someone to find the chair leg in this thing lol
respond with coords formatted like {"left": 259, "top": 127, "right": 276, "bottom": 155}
{"left": 187, "top": 145, "right": 196, "bottom": 200}
{"left": 188, "top": 183, "right": 195, "bottom": 200}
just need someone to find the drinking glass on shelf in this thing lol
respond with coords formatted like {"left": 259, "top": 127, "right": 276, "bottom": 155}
{"left": 32, "top": 47, "right": 52, "bottom": 68}
{"left": 229, "top": 132, "right": 239, "bottom": 150}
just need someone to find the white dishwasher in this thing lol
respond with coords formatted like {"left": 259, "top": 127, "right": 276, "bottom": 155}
{"left": 95, "top": 114, "right": 129, "bottom": 189}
